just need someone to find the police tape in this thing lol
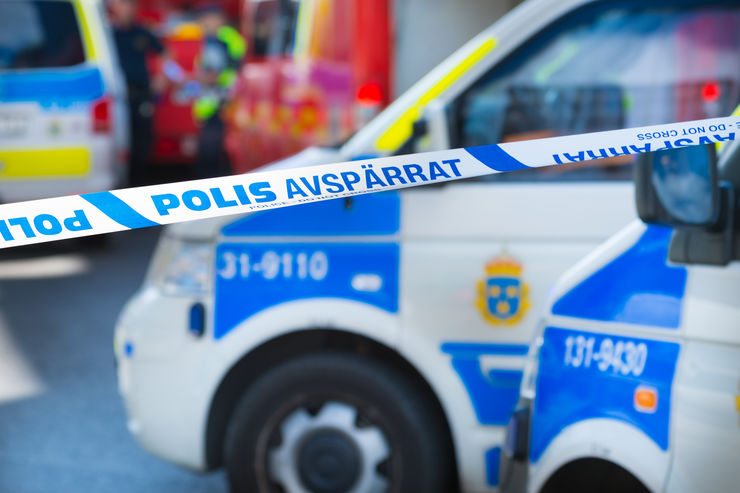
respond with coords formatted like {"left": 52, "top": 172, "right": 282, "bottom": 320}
{"left": 1, "top": 116, "right": 738, "bottom": 249}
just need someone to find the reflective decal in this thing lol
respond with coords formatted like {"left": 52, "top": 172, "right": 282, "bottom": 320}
{"left": 0, "top": 67, "right": 104, "bottom": 106}
{"left": 552, "top": 225, "right": 687, "bottom": 329}
{"left": 214, "top": 242, "right": 399, "bottom": 339}
{"left": 441, "top": 342, "right": 528, "bottom": 425}
{"left": 735, "top": 381, "right": 740, "bottom": 426}
{"left": 375, "top": 37, "right": 497, "bottom": 152}
{"left": 0, "top": 148, "right": 90, "bottom": 179}
{"left": 530, "top": 327, "right": 680, "bottom": 462}
{"left": 485, "top": 446, "right": 501, "bottom": 486}
{"left": 73, "top": 0, "right": 97, "bottom": 60}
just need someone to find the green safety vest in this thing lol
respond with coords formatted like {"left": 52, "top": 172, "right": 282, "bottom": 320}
{"left": 194, "top": 25, "right": 246, "bottom": 121}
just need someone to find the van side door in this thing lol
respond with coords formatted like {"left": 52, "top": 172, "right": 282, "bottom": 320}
{"left": 667, "top": 264, "right": 740, "bottom": 493}
{"left": 401, "top": 2, "right": 740, "bottom": 490}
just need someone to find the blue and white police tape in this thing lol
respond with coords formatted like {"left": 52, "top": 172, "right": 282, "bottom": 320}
{"left": 0, "top": 116, "right": 737, "bottom": 248}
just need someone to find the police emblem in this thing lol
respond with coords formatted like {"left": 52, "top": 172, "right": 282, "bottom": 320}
{"left": 476, "top": 253, "right": 530, "bottom": 325}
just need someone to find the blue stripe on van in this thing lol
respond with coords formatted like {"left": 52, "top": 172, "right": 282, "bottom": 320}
{"left": 214, "top": 242, "right": 400, "bottom": 339}
{"left": 441, "top": 342, "right": 528, "bottom": 426}
{"left": 221, "top": 192, "right": 400, "bottom": 237}
{"left": 552, "top": 225, "right": 686, "bottom": 329}
{"left": 0, "top": 66, "right": 104, "bottom": 106}
{"left": 530, "top": 327, "right": 680, "bottom": 462}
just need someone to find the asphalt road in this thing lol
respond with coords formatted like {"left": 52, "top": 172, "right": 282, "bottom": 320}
{"left": 0, "top": 227, "right": 227, "bottom": 493}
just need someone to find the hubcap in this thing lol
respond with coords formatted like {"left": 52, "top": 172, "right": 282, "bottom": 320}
{"left": 268, "top": 401, "right": 390, "bottom": 493}
{"left": 297, "top": 429, "right": 360, "bottom": 493}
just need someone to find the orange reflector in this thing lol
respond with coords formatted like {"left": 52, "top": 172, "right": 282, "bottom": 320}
{"left": 634, "top": 386, "right": 658, "bottom": 413}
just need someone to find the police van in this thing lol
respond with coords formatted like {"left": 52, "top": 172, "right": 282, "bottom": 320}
{"left": 115, "top": 0, "right": 740, "bottom": 491}
{"left": 0, "top": 0, "right": 128, "bottom": 202}
{"left": 499, "top": 134, "right": 740, "bottom": 493}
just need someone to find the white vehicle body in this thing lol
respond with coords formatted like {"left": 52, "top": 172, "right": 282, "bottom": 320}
{"left": 115, "top": 0, "right": 740, "bottom": 491}
{"left": 0, "top": 0, "right": 128, "bottom": 202}
{"left": 504, "top": 160, "right": 740, "bottom": 493}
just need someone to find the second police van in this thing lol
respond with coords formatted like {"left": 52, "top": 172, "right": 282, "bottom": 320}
{"left": 114, "top": 0, "right": 740, "bottom": 491}
{"left": 500, "top": 129, "right": 740, "bottom": 493}
{"left": 0, "top": 0, "right": 128, "bottom": 202}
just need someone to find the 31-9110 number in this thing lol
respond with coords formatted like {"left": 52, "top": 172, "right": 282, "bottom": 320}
{"left": 218, "top": 250, "right": 329, "bottom": 281}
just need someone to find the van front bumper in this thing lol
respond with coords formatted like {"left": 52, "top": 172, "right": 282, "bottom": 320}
{"left": 114, "top": 287, "right": 213, "bottom": 471}
{"left": 499, "top": 399, "right": 532, "bottom": 493}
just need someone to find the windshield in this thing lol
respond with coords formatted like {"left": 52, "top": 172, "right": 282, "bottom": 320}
{"left": 458, "top": 1, "right": 740, "bottom": 182}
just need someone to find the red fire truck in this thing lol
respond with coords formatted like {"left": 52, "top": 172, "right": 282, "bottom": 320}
{"left": 136, "top": 0, "right": 508, "bottom": 172}
{"left": 135, "top": 0, "right": 240, "bottom": 165}
{"left": 225, "top": 0, "right": 392, "bottom": 173}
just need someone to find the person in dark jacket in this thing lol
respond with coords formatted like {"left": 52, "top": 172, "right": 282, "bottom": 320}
{"left": 109, "top": 0, "right": 164, "bottom": 185}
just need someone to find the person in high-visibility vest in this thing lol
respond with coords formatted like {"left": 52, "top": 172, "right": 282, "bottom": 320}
{"left": 193, "top": 3, "right": 246, "bottom": 178}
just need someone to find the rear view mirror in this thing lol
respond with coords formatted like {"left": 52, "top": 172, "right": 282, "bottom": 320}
{"left": 635, "top": 144, "right": 720, "bottom": 227}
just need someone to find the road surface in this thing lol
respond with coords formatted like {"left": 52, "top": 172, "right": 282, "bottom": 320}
{"left": 0, "top": 228, "right": 227, "bottom": 493}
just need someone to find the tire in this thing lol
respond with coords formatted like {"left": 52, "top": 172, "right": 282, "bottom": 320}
{"left": 224, "top": 352, "right": 456, "bottom": 493}
{"left": 541, "top": 458, "right": 649, "bottom": 493}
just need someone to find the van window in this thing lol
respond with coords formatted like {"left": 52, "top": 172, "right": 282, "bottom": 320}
{"left": 457, "top": 1, "right": 740, "bottom": 182}
{"left": 0, "top": 1, "right": 85, "bottom": 69}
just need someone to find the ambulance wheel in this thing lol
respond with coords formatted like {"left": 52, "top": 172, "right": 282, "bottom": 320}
{"left": 224, "top": 352, "right": 455, "bottom": 493}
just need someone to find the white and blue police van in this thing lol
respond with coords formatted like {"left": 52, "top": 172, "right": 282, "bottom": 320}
{"left": 500, "top": 135, "right": 740, "bottom": 493}
{"left": 115, "top": 0, "right": 740, "bottom": 491}
{"left": 0, "top": 0, "right": 128, "bottom": 203}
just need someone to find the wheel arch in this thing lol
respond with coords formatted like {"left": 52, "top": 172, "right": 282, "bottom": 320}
{"left": 203, "top": 327, "right": 459, "bottom": 486}
{"left": 540, "top": 457, "right": 649, "bottom": 493}
{"left": 531, "top": 418, "right": 670, "bottom": 493}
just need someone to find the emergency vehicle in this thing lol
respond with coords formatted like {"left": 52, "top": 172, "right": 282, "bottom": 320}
{"left": 0, "top": 0, "right": 128, "bottom": 202}
{"left": 225, "top": 0, "right": 514, "bottom": 172}
{"left": 114, "top": 0, "right": 740, "bottom": 491}
{"left": 136, "top": 0, "right": 506, "bottom": 170}
{"left": 500, "top": 135, "right": 740, "bottom": 493}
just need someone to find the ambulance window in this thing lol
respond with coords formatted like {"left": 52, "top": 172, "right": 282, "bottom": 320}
{"left": 0, "top": 1, "right": 85, "bottom": 69}
{"left": 456, "top": 1, "right": 740, "bottom": 182}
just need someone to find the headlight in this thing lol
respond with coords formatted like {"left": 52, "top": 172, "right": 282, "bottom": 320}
{"left": 147, "top": 235, "right": 213, "bottom": 296}
{"left": 520, "top": 321, "right": 545, "bottom": 400}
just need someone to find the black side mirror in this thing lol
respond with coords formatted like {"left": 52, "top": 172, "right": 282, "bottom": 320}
{"left": 635, "top": 144, "right": 720, "bottom": 228}
{"left": 635, "top": 144, "right": 737, "bottom": 265}
{"left": 395, "top": 119, "right": 429, "bottom": 155}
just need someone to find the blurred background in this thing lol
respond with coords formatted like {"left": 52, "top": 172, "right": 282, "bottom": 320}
{"left": 0, "top": 0, "right": 520, "bottom": 491}
{"left": 1, "top": 0, "right": 739, "bottom": 492}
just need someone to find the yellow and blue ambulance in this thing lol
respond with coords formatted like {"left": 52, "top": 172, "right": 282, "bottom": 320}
{"left": 500, "top": 131, "right": 740, "bottom": 493}
{"left": 115, "top": 0, "right": 740, "bottom": 491}
{"left": 0, "top": 0, "right": 128, "bottom": 202}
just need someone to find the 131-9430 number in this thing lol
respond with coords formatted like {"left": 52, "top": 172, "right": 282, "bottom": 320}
{"left": 218, "top": 250, "right": 329, "bottom": 281}
{"left": 563, "top": 334, "right": 648, "bottom": 377}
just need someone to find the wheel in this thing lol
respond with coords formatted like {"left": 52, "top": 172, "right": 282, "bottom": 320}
{"left": 224, "top": 352, "right": 456, "bottom": 493}
{"left": 541, "top": 458, "right": 650, "bottom": 493}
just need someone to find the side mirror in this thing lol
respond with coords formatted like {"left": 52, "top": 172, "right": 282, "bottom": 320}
{"left": 397, "top": 99, "right": 451, "bottom": 155}
{"left": 635, "top": 144, "right": 737, "bottom": 265}
{"left": 635, "top": 144, "right": 720, "bottom": 228}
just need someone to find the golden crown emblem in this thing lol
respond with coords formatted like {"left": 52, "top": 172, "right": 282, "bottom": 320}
{"left": 484, "top": 254, "right": 523, "bottom": 277}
